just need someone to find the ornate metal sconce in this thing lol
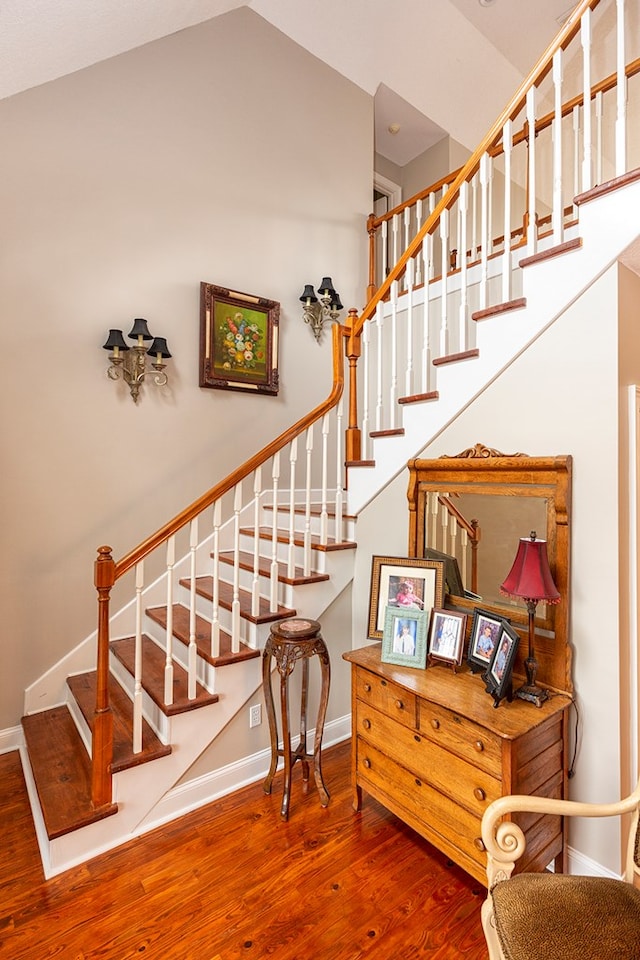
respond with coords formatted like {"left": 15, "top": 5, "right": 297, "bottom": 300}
{"left": 102, "top": 318, "right": 172, "bottom": 403}
{"left": 299, "top": 277, "right": 343, "bottom": 342}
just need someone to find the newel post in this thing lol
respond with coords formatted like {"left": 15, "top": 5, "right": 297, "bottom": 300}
{"left": 92, "top": 545, "right": 115, "bottom": 808}
{"left": 344, "top": 308, "right": 362, "bottom": 463}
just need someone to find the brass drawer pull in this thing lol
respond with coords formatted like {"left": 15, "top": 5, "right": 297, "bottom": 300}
{"left": 474, "top": 837, "right": 486, "bottom": 852}
{"left": 363, "top": 758, "right": 371, "bottom": 769}
{"left": 431, "top": 718, "right": 440, "bottom": 730}
{"left": 474, "top": 740, "right": 485, "bottom": 753}
{"left": 363, "top": 718, "right": 371, "bottom": 730}
{"left": 395, "top": 699, "right": 404, "bottom": 711}
{"left": 363, "top": 682, "right": 372, "bottom": 693}
{"left": 474, "top": 787, "right": 486, "bottom": 802}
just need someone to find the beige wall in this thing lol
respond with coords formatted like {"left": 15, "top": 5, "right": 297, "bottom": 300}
{"left": 352, "top": 265, "right": 634, "bottom": 874}
{"left": 0, "top": 8, "right": 372, "bottom": 730}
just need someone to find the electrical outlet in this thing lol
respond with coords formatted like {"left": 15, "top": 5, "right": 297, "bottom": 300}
{"left": 249, "top": 703, "right": 262, "bottom": 728}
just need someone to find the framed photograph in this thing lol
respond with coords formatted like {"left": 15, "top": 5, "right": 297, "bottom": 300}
{"left": 381, "top": 606, "right": 429, "bottom": 669}
{"left": 428, "top": 609, "right": 467, "bottom": 669}
{"left": 199, "top": 282, "right": 280, "bottom": 395}
{"left": 485, "top": 621, "right": 520, "bottom": 705}
{"left": 368, "top": 555, "right": 445, "bottom": 640}
{"left": 467, "top": 608, "right": 506, "bottom": 674}
{"left": 423, "top": 547, "right": 465, "bottom": 598}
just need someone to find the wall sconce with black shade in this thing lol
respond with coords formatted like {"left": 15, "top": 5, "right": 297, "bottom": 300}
{"left": 102, "top": 318, "right": 172, "bottom": 403}
{"left": 299, "top": 277, "right": 343, "bottom": 342}
{"left": 500, "top": 531, "right": 561, "bottom": 707}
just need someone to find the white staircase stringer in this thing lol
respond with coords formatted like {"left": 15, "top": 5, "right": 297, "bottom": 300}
{"left": 346, "top": 178, "right": 640, "bottom": 517}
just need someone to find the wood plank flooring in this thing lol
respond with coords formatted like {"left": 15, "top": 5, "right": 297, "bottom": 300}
{"left": 0, "top": 740, "right": 488, "bottom": 960}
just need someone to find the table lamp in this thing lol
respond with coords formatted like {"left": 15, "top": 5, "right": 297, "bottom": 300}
{"left": 500, "top": 531, "right": 560, "bottom": 707}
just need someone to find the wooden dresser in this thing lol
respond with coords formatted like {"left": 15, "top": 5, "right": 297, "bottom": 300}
{"left": 343, "top": 643, "right": 572, "bottom": 886}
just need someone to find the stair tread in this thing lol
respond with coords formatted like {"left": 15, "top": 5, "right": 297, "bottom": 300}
{"left": 218, "top": 549, "right": 330, "bottom": 585}
{"left": 146, "top": 604, "right": 261, "bottom": 665}
{"left": 242, "top": 526, "right": 357, "bottom": 552}
{"left": 263, "top": 502, "right": 356, "bottom": 520}
{"left": 67, "top": 673, "right": 171, "bottom": 773}
{"left": 183, "top": 577, "right": 296, "bottom": 623}
{"left": 110, "top": 636, "right": 220, "bottom": 716}
{"left": 21, "top": 706, "right": 118, "bottom": 839}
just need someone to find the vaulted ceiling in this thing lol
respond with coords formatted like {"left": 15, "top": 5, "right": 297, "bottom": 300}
{"left": 1, "top": 0, "right": 575, "bottom": 165}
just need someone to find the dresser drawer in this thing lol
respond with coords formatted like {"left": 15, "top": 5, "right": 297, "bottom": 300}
{"left": 418, "top": 699, "right": 502, "bottom": 777}
{"left": 355, "top": 700, "right": 501, "bottom": 816}
{"left": 355, "top": 739, "right": 488, "bottom": 871}
{"left": 354, "top": 666, "right": 417, "bottom": 730}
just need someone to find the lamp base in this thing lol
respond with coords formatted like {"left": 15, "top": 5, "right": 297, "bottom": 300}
{"left": 514, "top": 682, "right": 549, "bottom": 708}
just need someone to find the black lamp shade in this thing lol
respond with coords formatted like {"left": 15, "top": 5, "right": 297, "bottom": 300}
{"left": 102, "top": 328, "right": 129, "bottom": 351}
{"left": 300, "top": 284, "right": 318, "bottom": 304}
{"left": 317, "top": 277, "right": 336, "bottom": 297}
{"left": 147, "top": 337, "right": 172, "bottom": 359}
{"left": 128, "top": 318, "right": 153, "bottom": 340}
{"left": 331, "top": 291, "right": 343, "bottom": 311}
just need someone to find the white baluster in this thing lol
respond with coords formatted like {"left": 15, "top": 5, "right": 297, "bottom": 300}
{"left": 403, "top": 207, "right": 411, "bottom": 290}
{"left": 552, "top": 50, "right": 564, "bottom": 244}
{"left": 389, "top": 279, "right": 399, "bottom": 424}
{"left": 232, "top": 485, "right": 241, "bottom": 652}
{"left": 334, "top": 398, "right": 344, "bottom": 545}
{"left": 458, "top": 180, "right": 468, "bottom": 353}
{"left": 381, "top": 219, "right": 388, "bottom": 282}
{"left": 188, "top": 518, "right": 198, "bottom": 699}
{"left": 320, "top": 413, "right": 330, "bottom": 546}
{"left": 526, "top": 87, "right": 537, "bottom": 256}
{"left": 405, "top": 259, "right": 414, "bottom": 398}
{"left": 429, "top": 492, "right": 438, "bottom": 548}
{"left": 133, "top": 560, "right": 144, "bottom": 753}
{"left": 615, "top": 0, "right": 627, "bottom": 177}
{"left": 164, "top": 537, "right": 175, "bottom": 706}
{"left": 471, "top": 176, "right": 479, "bottom": 259}
{"left": 440, "top": 198, "right": 449, "bottom": 356}
{"left": 251, "top": 466, "right": 262, "bottom": 618}
{"left": 448, "top": 512, "right": 457, "bottom": 556}
{"left": 391, "top": 212, "right": 400, "bottom": 272}
{"left": 415, "top": 199, "right": 424, "bottom": 287}
{"left": 479, "top": 152, "right": 490, "bottom": 311}
{"left": 460, "top": 528, "right": 469, "bottom": 588}
{"left": 581, "top": 7, "right": 592, "bottom": 193}
{"left": 271, "top": 452, "right": 280, "bottom": 612}
{"left": 421, "top": 228, "right": 432, "bottom": 394}
{"left": 303, "top": 425, "right": 313, "bottom": 577}
{"left": 375, "top": 301, "right": 384, "bottom": 432}
{"left": 595, "top": 90, "right": 603, "bottom": 189}
{"left": 361, "top": 320, "right": 371, "bottom": 461}
{"left": 287, "top": 440, "right": 297, "bottom": 580}
{"left": 501, "top": 121, "right": 512, "bottom": 304}
{"left": 572, "top": 104, "right": 580, "bottom": 217}
{"left": 210, "top": 499, "right": 221, "bottom": 659}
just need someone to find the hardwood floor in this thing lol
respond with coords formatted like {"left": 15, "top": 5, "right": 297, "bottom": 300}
{"left": 0, "top": 741, "right": 488, "bottom": 959}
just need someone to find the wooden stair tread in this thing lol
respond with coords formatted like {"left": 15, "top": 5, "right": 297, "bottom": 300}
{"left": 242, "top": 526, "right": 357, "bottom": 553}
{"left": 110, "top": 636, "right": 219, "bottom": 716}
{"left": 146, "top": 604, "right": 261, "bottom": 666}
{"left": 67, "top": 673, "right": 171, "bottom": 773}
{"left": 262, "top": 503, "right": 356, "bottom": 520}
{"left": 182, "top": 577, "right": 296, "bottom": 623}
{"left": 218, "top": 549, "right": 330, "bottom": 586}
{"left": 433, "top": 348, "right": 479, "bottom": 366}
{"left": 21, "top": 706, "right": 117, "bottom": 839}
{"left": 398, "top": 390, "right": 439, "bottom": 405}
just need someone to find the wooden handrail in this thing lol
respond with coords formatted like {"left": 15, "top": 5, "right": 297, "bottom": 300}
{"left": 113, "top": 321, "right": 346, "bottom": 581}
{"left": 358, "top": 0, "right": 601, "bottom": 334}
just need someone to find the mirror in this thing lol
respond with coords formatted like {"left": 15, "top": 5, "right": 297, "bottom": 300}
{"left": 407, "top": 444, "right": 572, "bottom": 694}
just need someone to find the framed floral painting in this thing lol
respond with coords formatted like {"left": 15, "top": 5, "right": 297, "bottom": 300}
{"left": 199, "top": 282, "right": 280, "bottom": 395}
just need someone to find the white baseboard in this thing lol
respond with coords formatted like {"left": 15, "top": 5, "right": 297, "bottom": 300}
{"left": 567, "top": 844, "right": 622, "bottom": 879}
{"left": 0, "top": 725, "right": 24, "bottom": 754}
{"left": 138, "top": 714, "right": 352, "bottom": 836}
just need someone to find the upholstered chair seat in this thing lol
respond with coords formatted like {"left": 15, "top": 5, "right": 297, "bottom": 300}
{"left": 480, "top": 779, "right": 640, "bottom": 960}
{"left": 489, "top": 872, "right": 640, "bottom": 960}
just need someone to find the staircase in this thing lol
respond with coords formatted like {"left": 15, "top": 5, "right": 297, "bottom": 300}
{"left": 18, "top": 0, "right": 640, "bottom": 877}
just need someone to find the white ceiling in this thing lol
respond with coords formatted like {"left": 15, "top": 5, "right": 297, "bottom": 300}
{"left": 0, "top": 0, "right": 575, "bottom": 167}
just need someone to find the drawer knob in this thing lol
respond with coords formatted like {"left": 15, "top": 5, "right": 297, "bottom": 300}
{"left": 474, "top": 837, "right": 486, "bottom": 852}
{"left": 415, "top": 778, "right": 422, "bottom": 787}
{"left": 474, "top": 740, "right": 485, "bottom": 753}
{"left": 430, "top": 719, "right": 440, "bottom": 730}
{"left": 395, "top": 699, "right": 404, "bottom": 711}
{"left": 363, "top": 758, "right": 371, "bottom": 769}
{"left": 363, "top": 718, "right": 371, "bottom": 730}
{"left": 474, "top": 787, "right": 486, "bottom": 802}
{"left": 363, "top": 683, "right": 372, "bottom": 693}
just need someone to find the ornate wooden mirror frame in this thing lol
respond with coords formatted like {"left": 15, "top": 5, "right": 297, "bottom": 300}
{"left": 407, "top": 444, "right": 572, "bottom": 695}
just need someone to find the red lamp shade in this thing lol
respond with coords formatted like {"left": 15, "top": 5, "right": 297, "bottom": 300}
{"left": 500, "top": 532, "right": 560, "bottom": 604}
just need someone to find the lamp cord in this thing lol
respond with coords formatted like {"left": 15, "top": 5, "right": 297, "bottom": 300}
{"left": 548, "top": 692, "right": 580, "bottom": 779}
